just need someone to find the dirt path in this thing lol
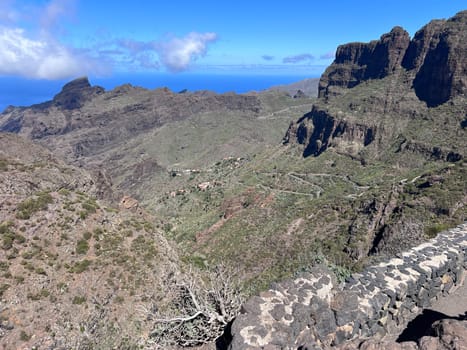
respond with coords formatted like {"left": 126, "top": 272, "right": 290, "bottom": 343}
{"left": 257, "top": 103, "right": 312, "bottom": 119}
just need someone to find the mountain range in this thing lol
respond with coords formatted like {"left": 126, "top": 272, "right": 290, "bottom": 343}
{"left": 0, "top": 10, "right": 466, "bottom": 349}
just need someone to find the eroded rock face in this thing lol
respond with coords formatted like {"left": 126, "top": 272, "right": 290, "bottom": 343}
{"left": 318, "top": 10, "right": 467, "bottom": 107}
{"left": 283, "top": 106, "right": 376, "bottom": 158}
{"left": 52, "top": 76, "right": 105, "bottom": 110}
{"left": 318, "top": 27, "right": 410, "bottom": 98}
{"left": 288, "top": 11, "right": 466, "bottom": 161}
{"left": 411, "top": 12, "right": 467, "bottom": 107}
{"left": 401, "top": 20, "right": 445, "bottom": 71}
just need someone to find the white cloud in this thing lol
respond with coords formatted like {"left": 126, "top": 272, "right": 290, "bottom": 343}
{"left": 283, "top": 53, "right": 315, "bottom": 64}
{"left": 0, "top": 0, "right": 103, "bottom": 79}
{"left": 0, "top": 1, "right": 217, "bottom": 77}
{"left": 0, "top": 26, "right": 101, "bottom": 79}
{"left": 320, "top": 51, "right": 335, "bottom": 60}
{"left": 155, "top": 32, "right": 218, "bottom": 72}
{"left": 261, "top": 55, "right": 275, "bottom": 61}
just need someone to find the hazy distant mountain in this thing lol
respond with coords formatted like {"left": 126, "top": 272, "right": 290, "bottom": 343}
{"left": 267, "top": 77, "right": 319, "bottom": 97}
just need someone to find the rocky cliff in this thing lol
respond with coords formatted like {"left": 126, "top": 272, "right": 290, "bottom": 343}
{"left": 410, "top": 13, "right": 467, "bottom": 107}
{"left": 318, "top": 26, "right": 410, "bottom": 98}
{"left": 283, "top": 107, "right": 376, "bottom": 158}
{"left": 319, "top": 11, "right": 467, "bottom": 106}
{"left": 287, "top": 10, "right": 466, "bottom": 161}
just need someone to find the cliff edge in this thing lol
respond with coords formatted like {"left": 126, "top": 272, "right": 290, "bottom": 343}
{"left": 318, "top": 10, "right": 467, "bottom": 107}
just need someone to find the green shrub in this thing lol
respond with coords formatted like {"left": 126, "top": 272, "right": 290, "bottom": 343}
{"left": 27, "top": 292, "right": 41, "bottom": 300}
{"left": 58, "top": 188, "right": 71, "bottom": 196}
{"left": 79, "top": 198, "right": 99, "bottom": 219}
{"left": 71, "top": 259, "right": 91, "bottom": 273}
{"left": 76, "top": 239, "right": 90, "bottom": 255}
{"left": 82, "top": 202, "right": 97, "bottom": 213}
{"left": 16, "top": 192, "right": 53, "bottom": 220}
{"left": 0, "top": 261, "right": 9, "bottom": 271}
{"left": 14, "top": 275, "right": 24, "bottom": 284}
{"left": 0, "top": 159, "right": 8, "bottom": 171}
{"left": 425, "top": 223, "right": 450, "bottom": 238}
{"left": 72, "top": 295, "right": 86, "bottom": 305}
{"left": 143, "top": 222, "right": 155, "bottom": 232}
{"left": 35, "top": 267, "right": 47, "bottom": 275}
{"left": 20, "top": 330, "right": 31, "bottom": 341}
{"left": 0, "top": 222, "right": 17, "bottom": 250}
{"left": 115, "top": 295, "right": 125, "bottom": 303}
{"left": 0, "top": 283, "right": 10, "bottom": 297}
{"left": 21, "top": 251, "right": 35, "bottom": 259}
{"left": 0, "top": 221, "right": 13, "bottom": 234}
{"left": 1, "top": 233, "right": 14, "bottom": 250}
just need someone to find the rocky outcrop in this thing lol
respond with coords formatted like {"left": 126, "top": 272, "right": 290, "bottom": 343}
{"left": 52, "top": 76, "right": 105, "bottom": 110}
{"left": 228, "top": 223, "right": 467, "bottom": 349}
{"left": 395, "top": 138, "right": 463, "bottom": 163}
{"left": 318, "top": 27, "right": 410, "bottom": 98}
{"left": 283, "top": 106, "right": 376, "bottom": 158}
{"left": 400, "top": 20, "right": 445, "bottom": 72}
{"left": 318, "top": 10, "right": 467, "bottom": 107}
{"left": 418, "top": 319, "right": 467, "bottom": 350}
{"left": 288, "top": 11, "right": 466, "bottom": 161}
{"left": 340, "top": 319, "right": 467, "bottom": 349}
{"left": 410, "top": 12, "right": 467, "bottom": 107}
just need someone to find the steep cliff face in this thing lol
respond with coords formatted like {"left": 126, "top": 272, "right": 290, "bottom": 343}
{"left": 283, "top": 106, "right": 376, "bottom": 158}
{"left": 410, "top": 12, "right": 467, "bottom": 107}
{"left": 291, "top": 11, "right": 466, "bottom": 160}
{"left": 318, "top": 27, "right": 410, "bottom": 98}
{"left": 319, "top": 10, "right": 467, "bottom": 106}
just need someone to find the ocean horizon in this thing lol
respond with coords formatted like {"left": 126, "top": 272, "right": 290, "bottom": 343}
{"left": 0, "top": 73, "right": 317, "bottom": 112}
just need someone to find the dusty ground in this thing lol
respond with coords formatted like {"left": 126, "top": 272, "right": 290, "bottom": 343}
{"left": 431, "top": 270, "right": 467, "bottom": 318}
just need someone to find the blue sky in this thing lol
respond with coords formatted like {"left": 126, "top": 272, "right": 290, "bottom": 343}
{"left": 0, "top": 0, "right": 465, "bottom": 79}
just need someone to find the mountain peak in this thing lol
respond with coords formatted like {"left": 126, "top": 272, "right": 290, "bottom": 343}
{"left": 53, "top": 76, "right": 104, "bottom": 110}
{"left": 61, "top": 76, "right": 91, "bottom": 91}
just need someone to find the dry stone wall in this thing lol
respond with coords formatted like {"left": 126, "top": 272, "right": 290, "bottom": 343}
{"left": 228, "top": 223, "right": 467, "bottom": 350}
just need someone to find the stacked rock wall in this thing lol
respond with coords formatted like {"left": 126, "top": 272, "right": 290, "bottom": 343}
{"left": 229, "top": 223, "right": 467, "bottom": 349}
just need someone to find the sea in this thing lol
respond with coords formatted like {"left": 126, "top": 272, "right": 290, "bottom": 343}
{"left": 0, "top": 73, "right": 317, "bottom": 112}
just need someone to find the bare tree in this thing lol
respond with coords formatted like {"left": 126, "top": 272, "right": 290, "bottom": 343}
{"left": 149, "top": 265, "right": 245, "bottom": 348}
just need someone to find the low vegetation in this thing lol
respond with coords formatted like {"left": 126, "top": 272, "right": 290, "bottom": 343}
{"left": 16, "top": 192, "right": 53, "bottom": 220}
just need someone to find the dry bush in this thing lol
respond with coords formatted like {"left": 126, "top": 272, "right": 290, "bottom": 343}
{"left": 149, "top": 265, "right": 245, "bottom": 348}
